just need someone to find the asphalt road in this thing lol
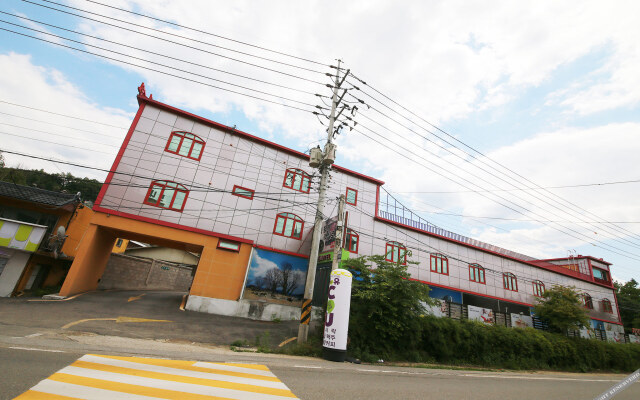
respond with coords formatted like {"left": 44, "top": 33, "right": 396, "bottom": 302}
{"left": 0, "top": 346, "right": 82, "bottom": 400}
{"left": 3, "top": 343, "right": 639, "bottom": 400}
{"left": 0, "top": 290, "right": 300, "bottom": 347}
{"left": 2, "top": 290, "right": 639, "bottom": 400}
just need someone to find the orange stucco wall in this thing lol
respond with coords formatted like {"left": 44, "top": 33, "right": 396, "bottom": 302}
{"left": 59, "top": 224, "right": 117, "bottom": 296}
{"left": 60, "top": 205, "right": 94, "bottom": 258}
{"left": 60, "top": 212, "right": 252, "bottom": 300}
{"left": 190, "top": 240, "right": 252, "bottom": 300}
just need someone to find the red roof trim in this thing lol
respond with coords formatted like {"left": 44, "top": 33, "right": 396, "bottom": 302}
{"left": 538, "top": 256, "right": 612, "bottom": 266}
{"left": 590, "top": 316, "right": 623, "bottom": 326}
{"left": 253, "top": 244, "right": 309, "bottom": 259}
{"left": 93, "top": 205, "right": 253, "bottom": 244}
{"left": 136, "top": 95, "right": 385, "bottom": 185}
{"left": 409, "top": 278, "right": 534, "bottom": 307}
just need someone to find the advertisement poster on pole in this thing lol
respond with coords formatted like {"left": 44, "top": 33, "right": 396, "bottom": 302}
{"left": 320, "top": 215, "right": 338, "bottom": 254}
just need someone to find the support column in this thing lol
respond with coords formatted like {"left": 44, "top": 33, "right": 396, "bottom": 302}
{"left": 59, "top": 224, "right": 117, "bottom": 297}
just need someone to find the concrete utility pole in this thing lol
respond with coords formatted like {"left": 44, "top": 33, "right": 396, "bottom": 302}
{"left": 298, "top": 60, "right": 347, "bottom": 343}
{"left": 331, "top": 195, "right": 346, "bottom": 271}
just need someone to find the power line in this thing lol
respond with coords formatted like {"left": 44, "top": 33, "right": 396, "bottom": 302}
{"left": 21, "top": 0, "right": 327, "bottom": 84}
{"left": 0, "top": 21, "right": 319, "bottom": 108}
{"left": 2, "top": 149, "right": 628, "bottom": 304}
{"left": 81, "top": 0, "right": 328, "bottom": 66}
{"left": 391, "top": 178, "right": 640, "bottom": 193}
{"left": 351, "top": 124, "right": 640, "bottom": 262}
{"left": 0, "top": 149, "right": 321, "bottom": 207}
{"left": 0, "top": 123, "right": 118, "bottom": 148}
{"left": 354, "top": 101, "right": 640, "bottom": 250}
{"left": 346, "top": 203, "right": 622, "bottom": 303}
{"left": 0, "top": 110, "right": 124, "bottom": 139}
{"left": 349, "top": 72, "right": 640, "bottom": 246}
{"left": 0, "top": 11, "right": 320, "bottom": 96}
{"left": 0, "top": 100, "right": 127, "bottom": 129}
{"left": 0, "top": 27, "right": 317, "bottom": 113}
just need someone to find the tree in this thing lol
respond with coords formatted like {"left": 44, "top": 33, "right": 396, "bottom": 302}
{"left": 279, "top": 262, "right": 300, "bottom": 296}
{"left": 0, "top": 167, "right": 103, "bottom": 202}
{"left": 533, "top": 285, "right": 589, "bottom": 333}
{"left": 263, "top": 268, "right": 281, "bottom": 293}
{"left": 615, "top": 279, "right": 640, "bottom": 331}
{"left": 342, "top": 255, "right": 436, "bottom": 358}
{"left": 0, "top": 151, "right": 5, "bottom": 168}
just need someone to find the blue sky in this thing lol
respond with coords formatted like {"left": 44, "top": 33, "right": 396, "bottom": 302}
{"left": 1, "top": 0, "right": 639, "bottom": 283}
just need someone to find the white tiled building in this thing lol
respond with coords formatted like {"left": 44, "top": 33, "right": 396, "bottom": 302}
{"left": 92, "top": 85, "right": 622, "bottom": 331}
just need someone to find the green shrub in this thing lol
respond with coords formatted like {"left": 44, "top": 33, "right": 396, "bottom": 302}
{"left": 418, "top": 316, "right": 640, "bottom": 372}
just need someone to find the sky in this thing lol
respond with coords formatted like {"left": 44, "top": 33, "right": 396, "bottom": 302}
{"left": 1, "top": 0, "right": 639, "bottom": 283}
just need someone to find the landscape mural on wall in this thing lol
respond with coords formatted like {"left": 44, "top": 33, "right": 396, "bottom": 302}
{"left": 243, "top": 247, "right": 309, "bottom": 306}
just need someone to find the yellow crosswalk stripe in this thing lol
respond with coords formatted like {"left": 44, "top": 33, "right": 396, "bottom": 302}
{"left": 14, "top": 390, "right": 83, "bottom": 400}
{"left": 67, "top": 360, "right": 294, "bottom": 395}
{"left": 92, "top": 354, "right": 279, "bottom": 381}
{"left": 15, "top": 354, "right": 300, "bottom": 400}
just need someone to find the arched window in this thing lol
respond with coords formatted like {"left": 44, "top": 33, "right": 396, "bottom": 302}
{"left": 273, "top": 212, "right": 304, "bottom": 240}
{"left": 385, "top": 241, "right": 407, "bottom": 265}
{"left": 430, "top": 254, "right": 448, "bottom": 275}
{"left": 469, "top": 264, "right": 485, "bottom": 284}
{"left": 165, "top": 131, "right": 205, "bottom": 161}
{"left": 532, "top": 280, "right": 545, "bottom": 297}
{"left": 503, "top": 272, "right": 518, "bottom": 292}
{"left": 582, "top": 293, "right": 594, "bottom": 309}
{"left": 345, "top": 229, "right": 359, "bottom": 253}
{"left": 601, "top": 298, "right": 613, "bottom": 313}
{"left": 283, "top": 168, "right": 311, "bottom": 193}
{"left": 144, "top": 180, "right": 188, "bottom": 211}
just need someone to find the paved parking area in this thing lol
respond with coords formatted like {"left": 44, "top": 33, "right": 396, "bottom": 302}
{"left": 0, "top": 290, "right": 300, "bottom": 347}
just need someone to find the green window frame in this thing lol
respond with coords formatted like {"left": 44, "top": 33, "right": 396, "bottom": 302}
{"left": 273, "top": 212, "right": 304, "bottom": 240}
{"left": 469, "top": 263, "right": 485, "bottom": 284}
{"left": 165, "top": 131, "right": 205, "bottom": 161}
{"left": 143, "top": 180, "right": 189, "bottom": 212}
{"left": 430, "top": 253, "right": 449, "bottom": 275}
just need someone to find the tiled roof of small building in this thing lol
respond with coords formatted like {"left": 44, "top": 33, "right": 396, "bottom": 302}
{"left": 0, "top": 181, "right": 78, "bottom": 207}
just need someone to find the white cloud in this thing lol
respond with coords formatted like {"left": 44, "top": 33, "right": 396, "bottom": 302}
{"left": 249, "top": 251, "right": 279, "bottom": 278}
{"left": 0, "top": 52, "right": 132, "bottom": 180}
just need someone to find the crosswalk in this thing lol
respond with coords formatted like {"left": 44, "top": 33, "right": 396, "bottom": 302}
{"left": 15, "top": 354, "right": 300, "bottom": 400}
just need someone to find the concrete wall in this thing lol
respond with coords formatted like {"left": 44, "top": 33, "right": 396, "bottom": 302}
{"left": 0, "top": 249, "right": 31, "bottom": 297}
{"left": 98, "top": 253, "right": 193, "bottom": 291}
{"left": 124, "top": 247, "right": 199, "bottom": 265}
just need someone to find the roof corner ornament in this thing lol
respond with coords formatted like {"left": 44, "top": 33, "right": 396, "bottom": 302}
{"left": 138, "top": 82, "right": 147, "bottom": 97}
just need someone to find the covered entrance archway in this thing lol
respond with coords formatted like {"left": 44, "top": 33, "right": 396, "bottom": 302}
{"left": 60, "top": 212, "right": 253, "bottom": 303}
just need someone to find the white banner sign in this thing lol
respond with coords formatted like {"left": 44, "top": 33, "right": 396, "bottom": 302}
{"left": 468, "top": 305, "right": 494, "bottom": 325}
{"left": 580, "top": 327, "right": 596, "bottom": 339}
{"left": 423, "top": 301, "right": 446, "bottom": 318}
{"left": 629, "top": 334, "right": 639, "bottom": 344}
{"left": 511, "top": 314, "right": 534, "bottom": 329}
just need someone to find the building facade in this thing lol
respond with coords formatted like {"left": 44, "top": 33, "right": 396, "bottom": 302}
{"left": 0, "top": 181, "right": 92, "bottom": 296}
{"left": 61, "top": 85, "right": 622, "bottom": 332}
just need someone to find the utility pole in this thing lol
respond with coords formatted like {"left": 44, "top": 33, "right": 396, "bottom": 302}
{"left": 331, "top": 195, "right": 345, "bottom": 271}
{"left": 298, "top": 60, "right": 348, "bottom": 343}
